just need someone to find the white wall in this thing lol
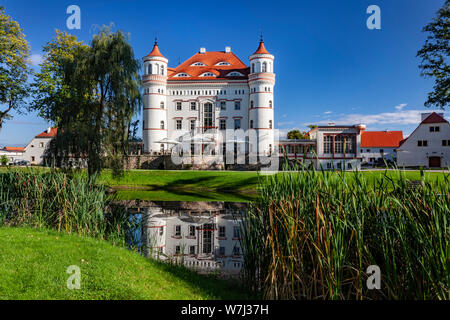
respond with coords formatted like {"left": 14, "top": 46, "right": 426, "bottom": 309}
{"left": 397, "top": 122, "right": 450, "bottom": 167}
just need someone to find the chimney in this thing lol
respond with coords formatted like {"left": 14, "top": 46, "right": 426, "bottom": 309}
{"left": 225, "top": 46, "right": 231, "bottom": 53}
{"left": 200, "top": 47, "right": 206, "bottom": 54}
{"left": 47, "top": 127, "right": 51, "bottom": 134}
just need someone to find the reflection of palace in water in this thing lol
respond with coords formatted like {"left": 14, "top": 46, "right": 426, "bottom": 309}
{"left": 141, "top": 201, "right": 247, "bottom": 275}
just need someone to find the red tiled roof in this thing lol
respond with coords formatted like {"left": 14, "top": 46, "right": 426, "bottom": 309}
{"left": 253, "top": 40, "right": 270, "bottom": 55}
{"left": 421, "top": 112, "right": 448, "bottom": 124}
{"left": 361, "top": 131, "right": 404, "bottom": 148}
{"left": 2, "top": 146, "right": 25, "bottom": 152}
{"left": 168, "top": 51, "right": 249, "bottom": 81}
{"left": 36, "top": 128, "right": 57, "bottom": 138}
{"left": 146, "top": 43, "right": 165, "bottom": 58}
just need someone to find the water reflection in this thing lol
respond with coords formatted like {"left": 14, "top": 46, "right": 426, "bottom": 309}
{"left": 127, "top": 201, "right": 248, "bottom": 277}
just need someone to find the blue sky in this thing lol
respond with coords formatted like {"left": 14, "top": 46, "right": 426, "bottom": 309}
{"left": 0, "top": 0, "right": 447, "bottom": 146}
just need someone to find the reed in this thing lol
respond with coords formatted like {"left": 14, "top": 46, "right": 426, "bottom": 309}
{"left": 0, "top": 168, "right": 133, "bottom": 245}
{"left": 241, "top": 164, "right": 449, "bottom": 299}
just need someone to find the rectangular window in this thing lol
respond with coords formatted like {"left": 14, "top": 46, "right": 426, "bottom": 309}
{"left": 190, "top": 102, "right": 196, "bottom": 110}
{"left": 175, "top": 246, "right": 181, "bottom": 255}
{"left": 233, "top": 226, "right": 240, "bottom": 238}
{"left": 175, "top": 225, "right": 181, "bottom": 237}
{"left": 323, "top": 136, "right": 333, "bottom": 154}
{"left": 220, "top": 101, "right": 226, "bottom": 110}
{"left": 218, "top": 226, "right": 226, "bottom": 238}
{"left": 334, "top": 136, "right": 344, "bottom": 153}
{"left": 418, "top": 140, "right": 428, "bottom": 147}
{"left": 233, "top": 246, "right": 240, "bottom": 256}
{"left": 189, "top": 246, "right": 195, "bottom": 255}
{"left": 190, "top": 120, "right": 195, "bottom": 131}
{"left": 269, "top": 120, "right": 272, "bottom": 129}
{"left": 218, "top": 247, "right": 225, "bottom": 256}
{"left": 234, "top": 101, "right": 241, "bottom": 110}
{"left": 39, "top": 142, "right": 44, "bottom": 148}
{"left": 345, "top": 136, "right": 355, "bottom": 153}
{"left": 159, "top": 227, "right": 163, "bottom": 236}
{"left": 234, "top": 119, "right": 241, "bottom": 130}
{"left": 430, "top": 126, "right": 440, "bottom": 132}
{"left": 189, "top": 225, "right": 195, "bottom": 237}
{"left": 176, "top": 120, "right": 182, "bottom": 130}
{"left": 443, "top": 140, "right": 450, "bottom": 146}
{"left": 176, "top": 102, "right": 182, "bottom": 111}
{"left": 220, "top": 119, "right": 226, "bottom": 130}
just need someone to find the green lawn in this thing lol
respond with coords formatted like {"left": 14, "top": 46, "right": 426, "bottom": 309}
{"left": 0, "top": 227, "right": 250, "bottom": 300}
{"left": 100, "top": 169, "right": 449, "bottom": 202}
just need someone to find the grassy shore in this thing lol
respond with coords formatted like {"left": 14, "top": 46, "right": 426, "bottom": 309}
{"left": 0, "top": 227, "right": 250, "bottom": 300}
{"left": 99, "top": 169, "right": 448, "bottom": 202}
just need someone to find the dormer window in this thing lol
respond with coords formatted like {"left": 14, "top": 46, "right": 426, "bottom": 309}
{"left": 215, "top": 61, "right": 231, "bottom": 66}
{"left": 227, "top": 71, "right": 244, "bottom": 77}
{"left": 191, "top": 62, "right": 207, "bottom": 66}
{"left": 174, "top": 73, "right": 190, "bottom": 77}
{"left": 200, "top": 72, "right": 215, "bottom": 77}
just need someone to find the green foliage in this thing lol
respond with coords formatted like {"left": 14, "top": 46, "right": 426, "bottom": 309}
{"left": 287, "top": 129, "right": 308, "bottom": 139}
{"left": 0, "top": 227, "right": 250, "bottom": 299}
{"left": 417, "top": 0, "right": 450, "bottom": 109}
{"left": 0, "top": 155, "right": 8, "bottom": 166}
{"left": 0, "top": 6, "right": 31, "bottom": 130}
{"left": 241, "top": 165, "right": 450, "bottom": 299}
{"left": 32, "top": 27, "right": 141, "bottom": 178}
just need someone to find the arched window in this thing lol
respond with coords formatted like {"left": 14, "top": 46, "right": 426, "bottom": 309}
{"left": 250, "top": 120, "right": 253, "bottom": 128}
{"left": 262, "top": 62, "right": 267, "bottom": 72}
{"left": 160, "top": 121, "right": 164, "bottom": 129}
{"left": 155, "top": 64, "right": 159, "bottom": 75}
{"left": 256, "top": 62, "right": 261, "bottom": 73}
{"left": 251, "top": 63, "right": 255, "bottom": 73}
{"left": 147, "top": 64, "right": 153, "bottom": 75}
{"left": 269, "top": 120, "right": 272, "bottom": 129}
{"left": 160, "top": 101, "right": 164, "bottom": 109}
{"left": 269, "top": 100, "right": 272, "bottom": 108}
{"left": 160, "top": 65, "right": 164, "bottom": 75}
{"left": 250, "top": 100, "right": 254, "bottom": 108}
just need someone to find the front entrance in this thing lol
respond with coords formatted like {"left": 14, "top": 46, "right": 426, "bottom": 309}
{"left": 429, "top": 156, "right": 441, "bottom": 168}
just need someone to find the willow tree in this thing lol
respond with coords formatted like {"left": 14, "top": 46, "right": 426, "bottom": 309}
{"left": 0, "top": 6, "right": 31, "bottom": 132}
{"left": 33, "top": 27, "right": 141, "bottom": 177}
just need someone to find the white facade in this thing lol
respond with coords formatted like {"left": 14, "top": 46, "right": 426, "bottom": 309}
{"left": 142, "top": 40, "right": 275, "bottom": 158}
{"left": 361, "top": 147, "right": 397, "bottom": 165}
{"left": 0, "top": 148, "right": 25, "bottom": 164}
{"left": 397, "top": 112, "right": 450, "bottom": 168}
{"left": 279, "top": 124, "right": 364, "bottom": 170}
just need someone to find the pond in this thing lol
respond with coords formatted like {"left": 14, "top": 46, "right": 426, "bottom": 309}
{"left": 125, "top": 201, "right": 249, "bottom": 277}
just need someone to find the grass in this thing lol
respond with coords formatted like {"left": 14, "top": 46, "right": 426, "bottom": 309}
{"left": 0, "top": 227, "right": 250, "bottom": 300}
{"left": 241, "top": 165, "right": 450, "bottom": 300}
{"left": 99, "top": 169, "right": 448, "bottom": 202}
{"left": 1, "top": 166, "right": 448, "bottom": 202}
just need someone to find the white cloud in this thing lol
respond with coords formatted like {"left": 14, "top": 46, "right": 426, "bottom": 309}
{"left": 30, "top": 53, "right": 43, "bottom": 66}
{"left": 395, "top": 103, "right": 407, "bottom": 111}
{"left": 324, "top": 111, "right": 332, "bottom": 114}
{"left": 313, "top": 110, "right": 433, "bottom": 126}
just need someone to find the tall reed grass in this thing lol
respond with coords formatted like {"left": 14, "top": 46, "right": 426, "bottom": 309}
{"left": 241, "top": 165, "right": 449, "bottom": 299}
{"left": 0, "top": 168, "right": 133, "bottom": 245}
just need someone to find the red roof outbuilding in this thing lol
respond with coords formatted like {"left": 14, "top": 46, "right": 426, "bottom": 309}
{"left": 361, "top": 131, "right": 404, "bottom": 148}
{"left": 36, "top": 128, "right": 57, "bottom": 138}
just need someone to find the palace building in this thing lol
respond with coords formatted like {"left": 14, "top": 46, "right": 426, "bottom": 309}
{"left": 142, "top": 39, "right": 275, "bottom": 158}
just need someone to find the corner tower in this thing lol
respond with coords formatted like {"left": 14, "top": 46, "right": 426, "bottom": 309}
{"left": 248, "top": 38, "right": 275, "bottom": 156}
{"left": 142, "top": 40, "right": 168, "bottom": 154}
